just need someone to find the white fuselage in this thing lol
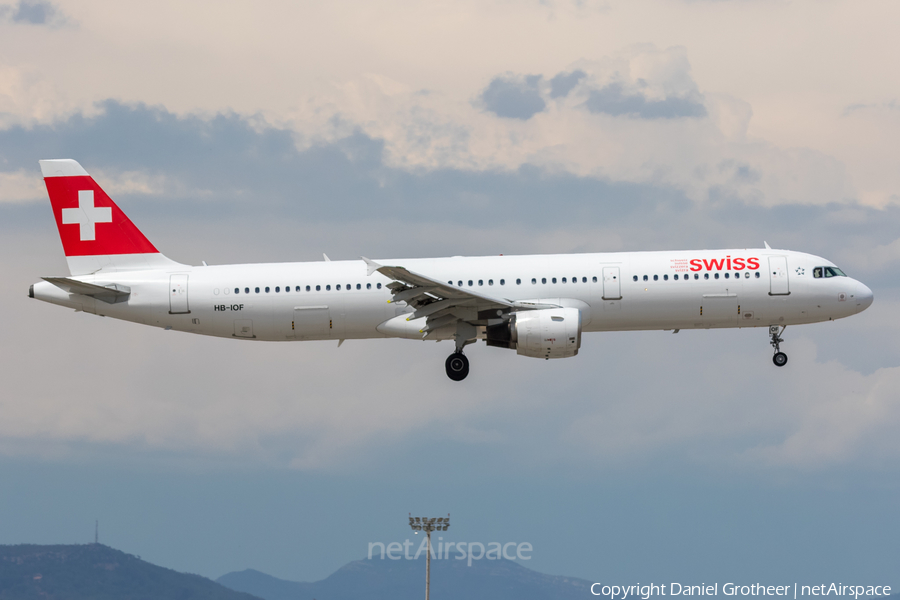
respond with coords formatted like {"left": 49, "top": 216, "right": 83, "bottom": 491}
{"left": 32, "top": 248, "right": 874, "bottom": 344}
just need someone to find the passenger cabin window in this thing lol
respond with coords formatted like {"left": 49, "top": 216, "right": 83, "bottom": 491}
{"left": 488, "top": 279, "right": 494, "bottom": 286}
{"left": 532, "top": 278, "right": 537, "bottom": 284}
{"left": 714, "top": 273, "right": 719, "bottom": 279}
{"left": 366, "top": 283, "right": 371, "bottom": 289}
{"left": 663, "top": 274, "right": 668, "bottom": 281}
{"left": 673, "top": 274, "right": 678, "bottom": 280}
{"left": 357, "top": 284, "right": 361, "bottom": 290}
{"left": 316, "top": 285, "right": 321, "bottom": 291}
{"left": 468, "top": 280, "right": 474, "bottom": 286}
{"left": 563, "top": 277, "right": 568, "bottom": 283}
{"left": 516, "top": 278, "right": 522, "bottom": 285}
{"left": 643, "top": 275, "right": 648, "bottom": 281}
{"left": 633, "top": 276, "right": 638, "bottom": 282}
{"left": 500, "top": 279, "right": 506, "bottom": 285}
{"left": 724, "top": 273, "right": 729, "bottom": 279}
{"left": 704, "top": 274, "right": 709, "bottom": 280}
{"left": 234, "top": 288, "right": 240, "bottom": 294}
{"left": 552, "top": 277, "right": 557, "bottom": 284}
{"left": 377, "top": 283, "right": 382, "bottom": 289}
{"left": 653, "top": 275, "right": 658, "bottom": 281}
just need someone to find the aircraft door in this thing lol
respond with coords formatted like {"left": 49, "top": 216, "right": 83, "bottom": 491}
{"left": 293, "top": 306, "right": 331, "bottom": 339}
{"left": 768, "top": 256, "right": 790, "bottom": 295}
{"left": 169, "top": 274, "right": 190, "bottom": 314}
{"left": 602, "top": 266, "right": 622, "bottom": 300}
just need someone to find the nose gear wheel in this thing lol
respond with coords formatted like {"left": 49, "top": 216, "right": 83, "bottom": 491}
{"left": 769, "top": 326, "right": 788, "bottom": 367}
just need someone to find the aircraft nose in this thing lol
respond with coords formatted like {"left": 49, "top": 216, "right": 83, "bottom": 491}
{"left": 855, "top": 281, "right": 874, "bottom": 312}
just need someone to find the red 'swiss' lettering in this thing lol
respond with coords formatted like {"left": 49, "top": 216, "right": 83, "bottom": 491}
{"left": 687, "top": 256, "right": 760, "bottom": 271}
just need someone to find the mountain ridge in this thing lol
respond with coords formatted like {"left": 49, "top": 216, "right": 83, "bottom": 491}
{"left": 217, "top": 556, "right": 593, "bottom": 600}
{"left": 0, "top": 543, "right": 261, "bottom": 600}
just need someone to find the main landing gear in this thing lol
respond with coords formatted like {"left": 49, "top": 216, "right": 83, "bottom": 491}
{"left": 445, "top": 352, "right": 469, "bottom": 381}
{"left": 770, "top": 325, "right": 788, "bottom": 367}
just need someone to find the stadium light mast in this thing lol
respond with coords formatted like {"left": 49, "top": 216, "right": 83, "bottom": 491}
{"left": 408, "top": 513, "right": 450, "bottom": 600}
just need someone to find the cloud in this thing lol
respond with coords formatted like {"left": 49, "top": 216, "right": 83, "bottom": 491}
{"left": 842, "top": 99, "right": 899, "bottom": 116}
{"left": 548, "top": 70, "right": 586, "bottom": 99}
{"left": 477, "top": 74, "right": 546, "bottom": 120}
{"left": 584, "top": 81, "right": 707, "bottom": 119}
{"left": 0, "top": 0, "right": 65, "bottom": 26}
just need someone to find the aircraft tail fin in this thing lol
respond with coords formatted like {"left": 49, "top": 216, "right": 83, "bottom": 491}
{"left": 39, "top": 159, "right": 183, "bottom": 276}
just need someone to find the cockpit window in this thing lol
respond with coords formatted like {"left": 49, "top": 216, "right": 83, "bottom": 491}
{"left": 814, "top": 266, "right": 847, "bottom": 278}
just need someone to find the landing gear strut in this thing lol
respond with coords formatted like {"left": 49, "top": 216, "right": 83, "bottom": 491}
{"left": 769, "top": 325, "right": 788, "bottom": 367}
{"left": 445, "top": 352, "right": 469, "bottom": 381}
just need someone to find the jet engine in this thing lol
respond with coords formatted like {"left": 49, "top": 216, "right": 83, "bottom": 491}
{"left": 485, "top": 307, "right": 582, "bottom": 359}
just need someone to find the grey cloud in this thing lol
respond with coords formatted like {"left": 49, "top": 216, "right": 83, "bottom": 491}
{"left": 548, "top": 70, "right": 586, "bottom": 99}
{"left": 584, "top": 82, "right": 707, "bottom": 119}
{"left": 842, "top": 99, "right": 899, "bottom": 116}
{"left": 1, "top": 0, "right": 65, "bottom": 25}
{"left": 478, "top": 74, "right": 546, "bottom": 120}
{"left": 718, "top": 160, "right": 761, "bottom": 184}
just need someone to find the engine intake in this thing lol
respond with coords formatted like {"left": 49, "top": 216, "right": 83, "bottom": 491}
{"left": 486, "top": 307, "right": 582, "bottom": 359}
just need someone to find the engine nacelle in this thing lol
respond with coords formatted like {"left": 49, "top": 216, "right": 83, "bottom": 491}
{"left": 486, "top": 307, "right": 582, "bottom": 359}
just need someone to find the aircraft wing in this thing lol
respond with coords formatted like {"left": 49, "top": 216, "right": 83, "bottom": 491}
{"left": 362, "top": 257, "right": 555, "bottom": 335}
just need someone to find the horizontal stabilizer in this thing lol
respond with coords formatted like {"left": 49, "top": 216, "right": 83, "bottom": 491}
{"left": 42, "top": 277, "right": 131, "bottom": 304}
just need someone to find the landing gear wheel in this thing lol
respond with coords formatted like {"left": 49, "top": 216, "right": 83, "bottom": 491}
{"left": 445, "top": 352, "right": 469, "bottom": 381}
{"left": 769, "top": 325, "right": 788, "bottom": 368}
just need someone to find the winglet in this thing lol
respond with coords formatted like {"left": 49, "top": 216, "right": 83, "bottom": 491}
{"left": 361, "top": 256, "right": 382, "bottom": 276}
{"left": 764, "top": 241, "right": 771, "bottom": 250}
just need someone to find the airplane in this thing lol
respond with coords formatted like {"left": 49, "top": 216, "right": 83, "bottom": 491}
{"left": 29, "top": 159, "right": 874, "bottom": 381}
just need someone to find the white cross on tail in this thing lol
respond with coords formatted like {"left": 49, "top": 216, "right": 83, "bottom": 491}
{"left": 62, "top": 190, "right": 112, "bottom": 241}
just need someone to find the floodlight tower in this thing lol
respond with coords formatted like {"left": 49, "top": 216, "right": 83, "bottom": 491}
{"left": 408, "top": 513, "right": 450, "bottom": 600}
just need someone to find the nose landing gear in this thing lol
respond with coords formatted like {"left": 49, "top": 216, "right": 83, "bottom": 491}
{"left": 445, "top": 352, "right": 469, "bottom": 381}
{"left": 770, "top": 325, "right": 788, "bottom": 367}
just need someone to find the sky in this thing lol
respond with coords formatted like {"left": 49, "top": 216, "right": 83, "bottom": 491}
{"left": 1, "top": 0, "right": 899, "bottom": 588}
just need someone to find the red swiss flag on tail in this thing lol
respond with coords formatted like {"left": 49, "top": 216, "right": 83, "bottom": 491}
{"left": 41, "top": 160, "right": 158, "bottom": 257}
